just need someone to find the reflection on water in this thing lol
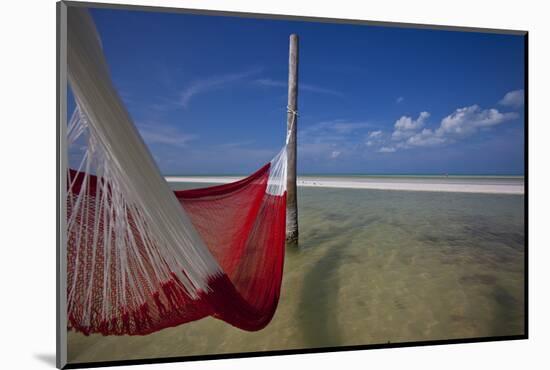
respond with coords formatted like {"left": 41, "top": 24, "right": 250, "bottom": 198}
{"left": 68, "top": 185, "right": 525, "bottom": 363}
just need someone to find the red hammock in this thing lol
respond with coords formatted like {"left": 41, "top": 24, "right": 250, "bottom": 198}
{"left": 67, "top": 164, "right": 286, "bottom": 335}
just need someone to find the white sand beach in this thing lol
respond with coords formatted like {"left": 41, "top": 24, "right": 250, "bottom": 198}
{"left": 165, "top": 176, "right": 524, "bottom": 195}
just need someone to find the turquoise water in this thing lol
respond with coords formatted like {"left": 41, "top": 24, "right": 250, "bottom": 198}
{"left": 68, "top": 185, "right": 525, "bottom": 363}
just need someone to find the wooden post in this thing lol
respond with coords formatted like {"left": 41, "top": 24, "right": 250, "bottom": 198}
{"left": 286, "top": 34, "right": 299, "bottom": 245}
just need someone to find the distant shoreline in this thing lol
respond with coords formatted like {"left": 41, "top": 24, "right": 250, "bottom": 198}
{"left": 165, "top": 176, "right": 524, "bottom": 195}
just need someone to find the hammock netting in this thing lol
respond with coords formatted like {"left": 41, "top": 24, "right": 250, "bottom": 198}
{"left": 66, "top": 8, "right": 289, "bottom": 336}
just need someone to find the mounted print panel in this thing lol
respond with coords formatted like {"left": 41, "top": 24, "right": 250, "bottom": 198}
{"left": 57, "top": 1, "right": 527, "bottom": 368}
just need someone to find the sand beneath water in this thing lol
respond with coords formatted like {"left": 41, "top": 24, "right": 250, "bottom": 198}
{"left": 68, "top": 184, "right": 525, "bottom": 364}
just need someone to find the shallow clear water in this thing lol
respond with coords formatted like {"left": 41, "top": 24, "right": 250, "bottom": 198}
{"left": 68, "top": 185, "right": 525, "bottom": 363}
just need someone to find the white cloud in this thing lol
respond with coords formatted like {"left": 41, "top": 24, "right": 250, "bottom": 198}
{"left": 406, "top": 128, "right": 447, "bottom": 147}
{"left": 396, "top": 96, "right": 404, "bottom": 103}
{"left": 297, "top": 95, "right": 521, "bottom": 158}
{"left": 391, "top": 130, "right": 415, "bottom": 141}
{"left": 378, "top": 102, "right": 519, "bottom": 151}
{"left": 437, "top": 105, "right": 518, "bottom": 137}
{"left": 180, "top": 68, "right": 262, "bottom": 108}
{"left": 395, "top": 111, "right": 430, "bottom": 131}
{"left": 392, "top": 111, "right": 430, "bottom": 140}
{"left": 499, "top": 89, "right": 524, "bottom": 108}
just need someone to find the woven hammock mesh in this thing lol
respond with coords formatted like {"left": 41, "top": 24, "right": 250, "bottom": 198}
{"left": 66, "top": 8, "right": 289, "bottom": 336}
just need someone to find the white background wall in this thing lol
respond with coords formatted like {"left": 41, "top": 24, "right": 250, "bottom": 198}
{"left": 1, "top": 0, "right": 547, "bottom": 368}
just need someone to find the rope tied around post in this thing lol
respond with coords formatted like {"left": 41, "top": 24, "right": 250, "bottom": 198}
{"left": 286, "top": 106, "right": 298, "bottom": 145}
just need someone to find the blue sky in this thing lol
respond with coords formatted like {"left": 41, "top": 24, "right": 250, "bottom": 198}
{"left": 70, "top": 7, "right": 525, "bottom": 175}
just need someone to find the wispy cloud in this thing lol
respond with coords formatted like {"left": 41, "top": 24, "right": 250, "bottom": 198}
{"left": 378, "top": 146, "right": 396, "bottom": 153}
{"left": 165, "top": 143, "right": 277, "bottom": 174}
{"left": 255, "top": 78, "right": 343, "bottom": 97}
{"left": 366, "top": 130, "right": 384, "bottom": 147}
{"left": 137, "top": 122, "right": 198, "bottom": 147}
{"left": 219, "top": 140, "right": 256, "bottom": 148}
{"left": 298, "top": 119, "right": 375, "bottom": 160}
{"left": 300, "top": 119, "right": 374, "bottom": 137}
{"left": 255, "top": 79, "right": 286, "bottom": 88}
{"left": 329, "top": 122, "right": 373, "bottom": 133}
{"left": 179, "top": 68, "right": 262, "bottom": 108}
{"left": 368, "top": 130, "right": 383, "bottom": 138}
{"left": 499, "top": 89, "right": 524, "bottom": 108}
{"left": 396, "top": 96, "right": 404, "bottom": 103}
